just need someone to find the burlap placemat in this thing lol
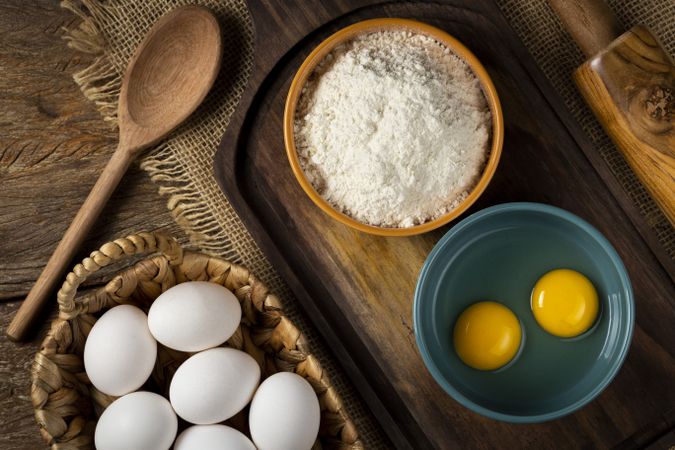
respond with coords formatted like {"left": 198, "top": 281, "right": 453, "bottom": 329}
{"left": 62, "top": 0, "right": 673, "bottom": 448}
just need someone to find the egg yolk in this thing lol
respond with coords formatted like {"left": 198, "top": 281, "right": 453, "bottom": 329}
{"left": 531, "top": 269, "right": 599, "bottom": 338}
{"left": 453, "top": 301, "right": 522, "bottom": 371}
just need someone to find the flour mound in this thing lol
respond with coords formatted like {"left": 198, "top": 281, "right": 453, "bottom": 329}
{"left": 294, "top": 30, "right": 491, "bottom": 228}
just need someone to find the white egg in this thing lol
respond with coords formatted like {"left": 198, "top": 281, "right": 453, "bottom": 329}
{"left": 249, "top": 372, "right": 320, "bottom": 450}
{"left": 94, "top": 391, "right": 177, "bottom": 450}
{"left": 148, "top": 281, "right": 241, "bottom": 352}
{"left": 170, "top": 347, "right": 260, "bottom": 424}
{"left": 174, "top": 424, "right": 256, "bottom": 450}
{"left": 84, "top": 304, "right": 157, "bottom": 396}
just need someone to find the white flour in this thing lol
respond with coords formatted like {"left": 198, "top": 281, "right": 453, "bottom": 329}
{"left": 294, "top": 30, "right": 491, "bottom": 228}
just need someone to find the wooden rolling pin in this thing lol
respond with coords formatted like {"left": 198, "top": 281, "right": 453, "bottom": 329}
{"left": 547, "top": 0, "right": 675, "bottom": 226}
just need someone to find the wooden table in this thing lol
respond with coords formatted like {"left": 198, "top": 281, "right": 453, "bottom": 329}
{"left": 0, "top": 2, "right": 184, "bottom": 448}
{"left": 1, "top": 1, "right": 673, "bottom": 449}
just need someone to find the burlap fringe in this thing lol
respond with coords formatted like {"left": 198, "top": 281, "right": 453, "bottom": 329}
{"left": 141, "top": 150, "right": 242, "bottom": 261}
{"left": 61, "top": 0, "right": 241, "bottom": 263}
{"left": 61, "top": 0, "right": 119, "bottom": 125}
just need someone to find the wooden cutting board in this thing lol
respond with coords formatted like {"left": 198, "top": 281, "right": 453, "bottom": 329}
{"left": 214, "top": 0, "right": 675, "bottom": 448}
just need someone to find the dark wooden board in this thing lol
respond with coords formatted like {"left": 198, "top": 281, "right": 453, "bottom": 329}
{"left": 214, "top": 0, "right": 675, "bottom": 448}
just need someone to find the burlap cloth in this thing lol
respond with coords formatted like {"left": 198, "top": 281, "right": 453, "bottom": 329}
{"left": 62, "top": 0, "right": 673, "bottom": 447}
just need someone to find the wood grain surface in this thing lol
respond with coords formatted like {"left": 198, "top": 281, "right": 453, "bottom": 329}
{"left": 214, "top": 0, "right": 675, "bottom": 448}
{"left": 575, "top": 25, "right": 675, "bottom": 227}
{"left": 6, "top": 4, "right": 223, "bottom": 341}
{"left": 0, "top": 1, "right": 184, "bottom": 447}
{"left": 2, "top": 0, "right": 674, "bottom": 449}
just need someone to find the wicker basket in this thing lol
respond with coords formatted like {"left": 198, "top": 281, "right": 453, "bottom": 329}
{"left": 31, "top": 232, "right": 361, "bottom": 449}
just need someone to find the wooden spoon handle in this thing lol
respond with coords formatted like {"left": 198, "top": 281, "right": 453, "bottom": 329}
{"left": 6, "top": 146, "right": 133, "bottom": 341}
{"left": 546, "top": 0, "right": 622, "bottom": 57}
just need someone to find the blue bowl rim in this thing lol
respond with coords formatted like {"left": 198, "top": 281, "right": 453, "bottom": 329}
{"left": 413, "top": 202, "right": 635, "bottom": 423}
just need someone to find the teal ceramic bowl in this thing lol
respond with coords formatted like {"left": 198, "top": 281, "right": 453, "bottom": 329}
{"left": 413, "top": 203, "right": 634, "bottom": 422}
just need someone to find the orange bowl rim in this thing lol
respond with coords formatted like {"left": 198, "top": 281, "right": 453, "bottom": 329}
{"left": 283, "top": 18, "right": 504, "bottom": 237}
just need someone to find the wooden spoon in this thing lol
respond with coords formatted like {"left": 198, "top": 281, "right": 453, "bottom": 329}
{"left": 6, "top": 6, "right": 222, "bottom": 341}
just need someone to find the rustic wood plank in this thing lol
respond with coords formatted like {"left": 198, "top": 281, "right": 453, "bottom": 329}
{"left": 0, "top": 160, "right": 187, "bottom": 300}
{"left": 0, "top": 0, "right": 186, "bottom": 303}
{"left": 0, "top": 1, "right": 186, "bottom": 447}
{"left": 4, "top": 5, "right": 224, "bottom": 341}
{"left": 615, "top": 408, "right": 675, "bottom": 449}
{"left": 0, "top": 301, "right": 49, "bottom": 450}
{"left": 644, "top": 429, "right": 675, "bottom": 450}
{"left": 214, "top": 0, "right": 675, "bottom": 448}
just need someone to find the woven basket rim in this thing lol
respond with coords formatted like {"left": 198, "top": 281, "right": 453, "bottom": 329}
{"left": 31, "top": 232, "right": 361, "bottom": 449}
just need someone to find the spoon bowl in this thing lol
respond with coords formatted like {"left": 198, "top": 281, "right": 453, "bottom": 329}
{"left": 120, "top": 6, "right": 222, "bottom": 152}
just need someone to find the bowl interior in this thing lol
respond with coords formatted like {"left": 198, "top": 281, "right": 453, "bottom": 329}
{"left": 414, "top": 203, "right": 634, "bottom": 422}
{"left": 284, "top": 18, "right": 504, "bottom": 236}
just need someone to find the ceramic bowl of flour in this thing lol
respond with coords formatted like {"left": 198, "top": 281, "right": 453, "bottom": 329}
{"left": 284, "top": 18, "right": 503, "bottom": 236}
